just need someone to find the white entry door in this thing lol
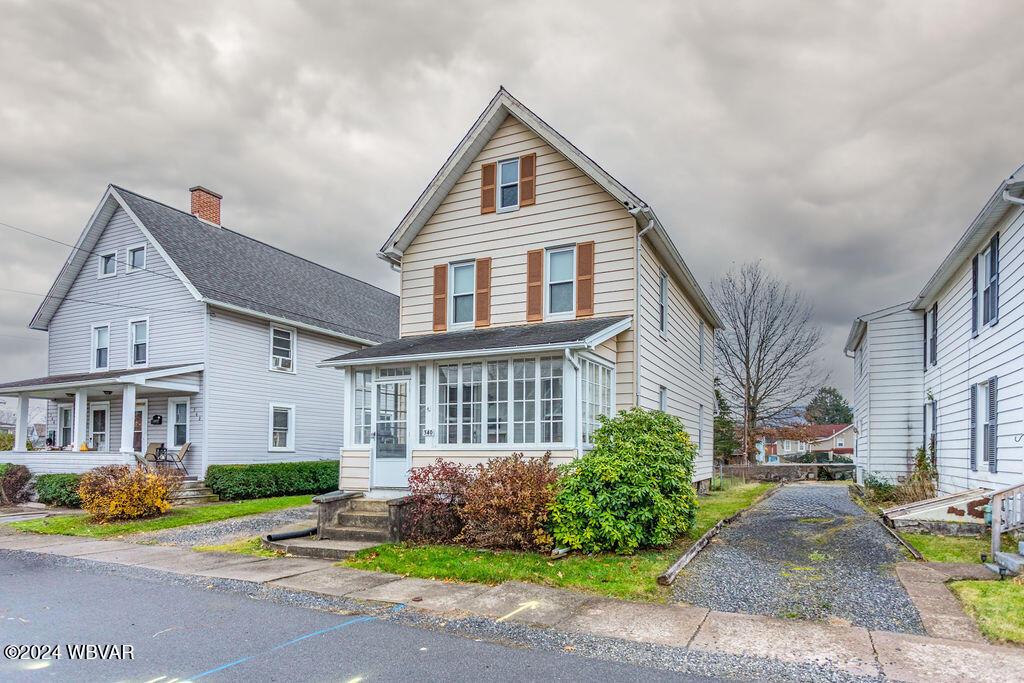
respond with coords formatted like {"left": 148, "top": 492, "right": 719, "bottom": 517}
{"left": 372, "top": 381, "right": 410, "bottom": 488}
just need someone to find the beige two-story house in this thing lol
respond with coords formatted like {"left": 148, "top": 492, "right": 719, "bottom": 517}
{"left": 323, "top": 89, "right": 721, "bottom": 493}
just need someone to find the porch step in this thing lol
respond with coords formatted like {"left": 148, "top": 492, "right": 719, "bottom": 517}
{"left": 345, "top": 499, "right": 390, "bottom": 513}
{"left": 169, "top": 481, "right": 219, "bottom": 506}
{"left": 261, "top": 536, "right": 377, "bottom": 560}
{"left": 994, "top": 551, "right": 1024, "bottom": 575}
{"left": 319, "top": 524, "right": 390, "bottom": 543}
{"left": 335, "top": 511, "right": 389, "bottom": 529}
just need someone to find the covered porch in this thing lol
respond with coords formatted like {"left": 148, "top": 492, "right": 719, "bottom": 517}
{"left": 320, "top": 317, "right": 631, "bottom": 492}
{"left": 0, "top": 364, "right": 203, "bottom": 475}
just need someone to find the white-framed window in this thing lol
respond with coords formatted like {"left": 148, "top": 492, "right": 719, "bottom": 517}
{"left": 698, "top": 403, "right": 704, "bottom": 451}
{"left": 87, "top": 403, "right": 109, "bottom": 451}
{"left": 546, "top": 246, "right": 575, "bottom": 318}
{"left": 979, "top": 245, "right": 994, "bottom": 328}
{"left": 437, "top": 356, "right": 563, "bottom": 446}
{"left": 658, "top": 386, "right": 668, "bottom": 412}
{"left": 353, "top": 370, "right": 372, "bottom": 445}
{"left": 975, "top": 380, "right": 994, "bottom": 466}
{"left": 486, "top": 360, "right": 509, "bottom": 444}
{"left": 699, "top": 320, "right": 706, "bottom": 369}
{"left": 270, "top": 326, "right": 296, "bottom": 372}
{"left": 659, "top": 270, "right": 668, "bottom": 334}
{"left": 269, "top": 403, "right": 295, "bottom": 451}
{"left": 784, "top": 439, "right": 792, "bottom": 451}
{"left": 418, "top": 366, "right": 429, "bottom": 444}
{"left": 91, "top": 324, "right": 109, "bottom": 371}
{"left": 58, "top": 405, "right": 73, "bottom": 447}
{"left": 497, "top": 157, "right": 520, "bottom": 212}
{"left": 168, "top": 398, "right": 189, "bottom": 448}
{"left": 129, "top": 318, "right": 148, "bottom": 367}
{"left": 450, "top": 261, "right": 475, "bottom": 327}
{"left": 581, "top": 358, "right": 613, "bottom": 445}
{"left": 512, "top": 358, "right": 536, "bottom": 443}
{"left": 126, "top": 244, "right": 147, "bottom": 273}
{"left": 98, "top": 251, "right": 117, "bottom": 278}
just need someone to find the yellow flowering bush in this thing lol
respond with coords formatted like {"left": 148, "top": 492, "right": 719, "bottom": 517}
{"left": 78, "top": 465, "right": 180, "bottom": 522}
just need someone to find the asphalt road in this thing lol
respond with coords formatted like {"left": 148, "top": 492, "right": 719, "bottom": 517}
{"left": 0, "top": 552, "right": 718, "bottom": 683}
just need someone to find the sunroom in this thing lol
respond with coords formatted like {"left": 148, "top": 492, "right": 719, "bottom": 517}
{"left": 320, "top": 317, "right": 631, "bottom": 491}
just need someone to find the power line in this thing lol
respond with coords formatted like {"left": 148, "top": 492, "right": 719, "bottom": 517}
{"left": 0, "top": 218, "right": 392, "bottom": 341}
{"left": 0, "top": 287, "right": 199, "bottom": 315}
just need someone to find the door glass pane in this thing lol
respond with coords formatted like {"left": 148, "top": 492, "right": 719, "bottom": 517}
{"left": 133, "top": 407, "right": 143, "bottom": 452}
{"left": 376, "top": 382, "right": 407, "bottom": 459}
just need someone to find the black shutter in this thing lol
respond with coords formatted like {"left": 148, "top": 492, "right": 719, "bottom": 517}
{"left": 990, "top": 233, "right": 1000, "bottom": 327}
{"left": 930, "top": 399, "right": 937, "bottom": 467}
{"left": 922, "top": 313, "right": 928, "bottom": 369}
{"left": 969, "top": 384, "right": 977, "bottom": 471}
{"left": 930, "top": 303, "right": 938, "bottom": 365}
{"left": 971, "top": 254, "right": 979, "bottom": 337}
{"left": 988, "top": 376, "right": 998, "bottom": 473}
{"left": 922, "top": 403, "right": 928, "bottom": 451}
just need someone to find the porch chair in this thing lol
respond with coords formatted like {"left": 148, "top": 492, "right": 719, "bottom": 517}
{"left": 133, "top": 442, "right": 164, "bottom": 470}
{"left": 168, "top": 442, "right": 191, "bottom": 476}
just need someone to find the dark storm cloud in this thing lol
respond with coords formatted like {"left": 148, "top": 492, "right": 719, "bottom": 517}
{"left": 3, "top": 0, "right": 1024, "bottom": 399}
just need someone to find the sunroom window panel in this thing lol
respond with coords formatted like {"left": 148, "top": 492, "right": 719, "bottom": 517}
{"left": 418, "top": 366, "right": 428, "bottom": 444}
{"left": 486, "top": 360, "right": 509, "bottom": 444}
{"left": 461, "top": 362, "right": 483, "bottom": 444}
{"left": 353, "top": 370, "right": 372, "bottom": 445}
{"left": 512, "top": 359, "right": 536, "bottom": 443}
{"left": 437, "top": 364, "right": 459, "bottom": 444}
{"left": 540, "top": 356, "right": 563, "bottom": 443}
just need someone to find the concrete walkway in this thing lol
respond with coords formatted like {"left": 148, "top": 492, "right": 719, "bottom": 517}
{"left": 2, "top": 530, "right": 1022, "bottom": 681}
{"left": 674, "top": 483, "right": 923, "bottom": 633}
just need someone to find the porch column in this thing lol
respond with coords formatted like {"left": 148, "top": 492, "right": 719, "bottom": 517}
{"left": 13, "top": 393, "right": 29, "bottom": 451}
{"left": 120, "top": 383, "right": 137, "bottom": 455}
{"left": 72, "top": 388, "right": 88, "bottom": 451}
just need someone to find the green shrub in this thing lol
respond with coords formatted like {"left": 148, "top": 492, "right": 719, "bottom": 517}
{"left": 549, "top": 408, "right": 699, "bottom": 554}
{"left": 0, "top": 432, "right": 33, "bottom": 451}
{"left": 204, "top": 460, "right": 337, "bottom": 500}
{"left": 0, "top": 463, "right": 32, "bottom": 505}
{"left": 35, "top": 473, "right": 83, "bottom": 508}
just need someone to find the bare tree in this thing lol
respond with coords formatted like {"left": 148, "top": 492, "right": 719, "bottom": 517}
{"left": 712, "top": 262, "right": 827, "bottom": 460}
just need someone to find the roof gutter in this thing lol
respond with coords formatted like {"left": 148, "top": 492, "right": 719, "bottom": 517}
{"left": 631, "top": 206, "right": 656, "bottom": 407}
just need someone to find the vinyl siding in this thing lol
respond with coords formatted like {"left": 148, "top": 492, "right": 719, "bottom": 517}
{"left": 46, "top": 207, "right": 205, "bottom": 374}
{"left": 853, "top": 339, "right": 870, "bottom": 478}
{"left": 204, "top": 307, "right": 356, "bottom": 471}
{"left": 923, "top": 204, "right": 1024, "bottom": 493}
{"left": 861, "top": 308, "right": 924, "bottom": 482}
{"left": 399, "top": 114, "right": 637, "bottom": 335}
{"left": 636, "top": 239, "right": 715, "bottom": 483}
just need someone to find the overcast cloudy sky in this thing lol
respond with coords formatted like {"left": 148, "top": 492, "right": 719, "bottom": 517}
{"left": 3, "top": 0, "right": 1024, "bottom": 403}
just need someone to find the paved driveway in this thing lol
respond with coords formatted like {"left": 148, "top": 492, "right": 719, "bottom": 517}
{"left": 673, "top": 483, "right": 925, "bottom": 634}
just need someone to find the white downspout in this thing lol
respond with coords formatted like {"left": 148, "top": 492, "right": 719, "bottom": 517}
{"left": 629, "top": 206, "right": 656, "bottom": 408}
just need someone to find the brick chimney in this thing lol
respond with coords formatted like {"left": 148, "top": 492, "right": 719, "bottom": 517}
{"left": 190, "top": 186, "right": 222, "bottom": 225}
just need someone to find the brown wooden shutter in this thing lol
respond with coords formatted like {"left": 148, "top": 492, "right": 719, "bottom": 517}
{"left": 519, "top": 153, "right": 537, "bottom": 207}
{"left": 526, "top": 249, "right": 544, "bottom": 322}
{"left": 576, "top": 241, "right": 595, "bottom": 318}
{"left": 481, "top": 162, "right": 496, "bottom": 214}
{"left": 432, "top": 264, "right": 447, "bottom": 332}
{"left": 475, "top": 257, "right": 491, "bottom": 328}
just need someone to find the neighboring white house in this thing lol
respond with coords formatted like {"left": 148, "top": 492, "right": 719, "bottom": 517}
{"left": 844, "top": 302, "right": 923, "bottom": 484}
{"left": 321, "top": 88, "right": 721, "bottom": 493}
{"left": 0, "top": 185, "right": 398, "bottom": 477}
{"left": 848, "top": 162, "right": 1024, "bottom": 493}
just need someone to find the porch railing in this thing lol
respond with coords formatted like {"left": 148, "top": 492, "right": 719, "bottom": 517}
{"left": 989, "top": 482, "right": 1024, "bottom": 559}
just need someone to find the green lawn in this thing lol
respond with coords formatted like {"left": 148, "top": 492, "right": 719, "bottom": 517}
{"left": 343, "top": 482, "right": 774, "bottom": 602}
{"left": 900, "top": 533, "right": 993, "bottom": 564}
{"left": 950, "top": 580, "right": 1024, "bottom": 644}
{"left": 6, "top": 495, "right": 313, "bottom": 538}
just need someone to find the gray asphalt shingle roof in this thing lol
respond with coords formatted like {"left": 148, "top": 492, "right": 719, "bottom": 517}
{"left": 114, "top": 186, "right": 399, "bottom": 344}
{"left": 0, "top": 364, "right": 196, "bottom": 391}
{"left": 323, "top": 316, "right": 631, "bottom": 364}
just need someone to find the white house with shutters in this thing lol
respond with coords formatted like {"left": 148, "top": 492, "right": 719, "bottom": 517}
{"left": 846, "top": 163, "right": 1024, "bottom": 493}
{"left": 321, "top": 88, "right": 721, "bottom": 493}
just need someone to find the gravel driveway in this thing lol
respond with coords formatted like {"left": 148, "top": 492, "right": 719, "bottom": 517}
{"left": 673, "top": 483, "right": 924, "bottom": 634}
{"left": 131, "top": 504, "right": 317, "bottom": 547}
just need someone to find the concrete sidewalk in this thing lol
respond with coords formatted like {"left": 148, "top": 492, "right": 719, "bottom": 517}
{"left": 2, "top": 532, "right": 1022, "bottom": 682}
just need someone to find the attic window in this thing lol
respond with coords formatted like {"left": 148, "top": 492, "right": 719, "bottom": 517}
{"left": 497, "top": 158, "right": 520, "bottom": 211}
{"left": 98, "top": 252, "right": 116, "bottom": 278}
{"left": 127, "top": 245, "right": 146, "bottom": 272}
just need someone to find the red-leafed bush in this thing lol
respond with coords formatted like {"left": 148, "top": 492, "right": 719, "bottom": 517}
{"left": 457, "top": 452, "right": 559, "bottom": 552}
{"left": 0, "top": 463, "right": 32, "bottom": 505}
{"left": 403, "top": 458, "right": 474, "bottom": 543}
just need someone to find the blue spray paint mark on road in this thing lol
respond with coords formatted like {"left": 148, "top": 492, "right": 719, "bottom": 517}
{"left": 187, "top": 614, "right": 376, "bottom": 681}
